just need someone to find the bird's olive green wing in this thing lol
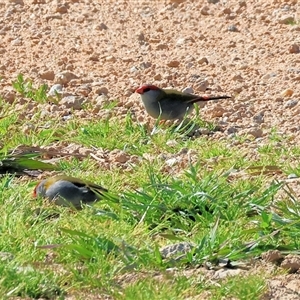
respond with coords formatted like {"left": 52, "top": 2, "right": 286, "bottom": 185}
{"left": 163, "top": 89, "right": 200, "bottom": 103}
{"left": 163, "top": 89, "right": 231, "bottom": 104}
{"left": 57, "top": 175, "right": 108, "bottom": 193}
{"left": 88, "top": 183, "right": 108, "bottom": 194}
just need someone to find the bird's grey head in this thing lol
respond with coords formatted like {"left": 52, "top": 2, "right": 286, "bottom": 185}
{"left": 34, "top": 179, "right": 47, "bottom": 197}
{"left": 135, "top": 84, "right": 162, "bottom": 104}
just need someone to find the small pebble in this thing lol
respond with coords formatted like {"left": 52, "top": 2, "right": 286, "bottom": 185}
{"left": 130, "top": 66, "right": 139, "bottom": 73}
{"left": 165, "top": 157, "right": 180, "bottom": 167}
{"left": 287, "top": 173, "right": 298, "bottom": 179}
{"left": 228, "top": 25, "right": 239, "bottom": 32}
{"left": 166, "top": 140, "right": 178, "bottom": 147}
{"left": 56, "top": 4, "right": 68, "bottom": 14}
{"left": 167, "top": 60, "right": 180, "bottom": 67}
{"left": 232, "top": 74, "right": 243, "bottom": 82}
{"left": 223, "top": 8, "right": 231, "bottom": 14}
{"left": 153, "top": 73, "right": 162, "bottom": 81}
{"left": 227, "top": 126, "right": 239, "bottom": 134}
{"left": 240, "top": 127, "right": 263, "bottom": 138}
{"left": 197, "top": 128, "right": 210, "bottom": 135}
{"left": 95, "top": 23, "right": 108, "bottom": 30}
{"left": 284, "top": 99, "right": 298, "bottom": 108}
{"left": 94, "top": 95, "right": 109, "bottom": 108}
{"left": 278, "top": 15, "right": 295, "bottom": 24}
{"left": 60, "top": 96, "right": 84, "bottom": 109}
{"left": 95, "top": 86, "right": 109, "bottom": 95}
{"left": 182, "top": 87, "right": 194, "bottom": 94}
{"left": 289, "top": 44, "right": 299, "bottom": 54}
{"left": 196, "top": 79, "right": 209, "bottom": 92}
{"left": 54, "top": 71, "right": 78, "bottom": 85}
{"left": 156, "top": 43, "right": 168, "bottom": 50}
{"left": 281, "top": 255, "right": 300, "bottom": 273}
{"left": 160, "top": 242, "right": 195, "bottom": 259}
{"left": 198, "top": 57, "right": 209, "bottom": 65}
{"left": 253, "top": 111, "right": 264, "bottom": 124}
{"left": 261, "top": 250, "right": 283, "bottom": 263}
{"left": 114, "top": 151, "right": 130, "bottom": 163}
{"left": 39, "top": 70, "right": 55, "bottom": 80}
{"left": 200, "top": 6, "right": 210, "bottom": 15}
{"left": 48, "top": 84, "right": 63, "bottom": 96}
{"left": 281, "top": 89, "right": 294, "bottom": 97}
{"left": 105, "top": 56, "right": 116, "bottom": 62}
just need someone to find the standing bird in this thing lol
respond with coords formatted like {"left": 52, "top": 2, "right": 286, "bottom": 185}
{"left": 136, "top": 84, "right": 231, "bottom": 120}
{"left": 33, "top": 175, "right": 108, "bottom": 209}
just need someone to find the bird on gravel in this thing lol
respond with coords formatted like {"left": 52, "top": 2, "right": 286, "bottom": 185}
{"left": 33, "top": 175, "right": 108, "bottom": 209}
{"left": 135, "top": 84, "right": 231, "bottom": 120}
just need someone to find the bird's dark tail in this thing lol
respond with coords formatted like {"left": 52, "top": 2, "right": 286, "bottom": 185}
{"left": 189, "top": 95, "right": 231, "bottom": 104}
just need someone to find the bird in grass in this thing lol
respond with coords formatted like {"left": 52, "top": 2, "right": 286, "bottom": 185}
{"left": 33, "top": 175, "right": 108, "bottom": 209}
{"left": 136, "top": 84, "right": 231, "bottom": 120}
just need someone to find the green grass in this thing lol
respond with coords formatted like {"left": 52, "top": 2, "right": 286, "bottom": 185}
{"left": 12, "top": 73, "right": 48, "bottom": 103}
{"left": 0, "top": 76, "right": 300, "bottom": 299}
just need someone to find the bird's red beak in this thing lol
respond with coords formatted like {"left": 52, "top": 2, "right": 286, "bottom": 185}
{"left": 135, "top": 86, "right": 143, "bottom": 94}
{"left": 33, "top": 182, "right": 40, "bottom": 197}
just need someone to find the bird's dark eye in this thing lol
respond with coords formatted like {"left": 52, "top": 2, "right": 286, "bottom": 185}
{"left": 143, "top": 87, "right": 151, "bottom": 92}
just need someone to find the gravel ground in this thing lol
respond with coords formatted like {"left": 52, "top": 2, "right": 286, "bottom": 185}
{"left": 1, "top": 0, "right": 299, "bottom": 138}
{"left": 1, "top": 0, "right": 300, "bottom": 298}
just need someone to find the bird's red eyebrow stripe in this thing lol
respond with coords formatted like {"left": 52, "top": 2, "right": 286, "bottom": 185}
{"left": 135, "top": 84, "right": 160, "bottom": 94}
{"left": 33, "top": 182, "right": 40, "bottom": 196}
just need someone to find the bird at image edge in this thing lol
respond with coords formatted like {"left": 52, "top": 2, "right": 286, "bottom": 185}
{"left": 33, "top": 175, "right": 108, "bottom": 209}
{"left": 136, "top": 84, "right": 231, "bottom": 120}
